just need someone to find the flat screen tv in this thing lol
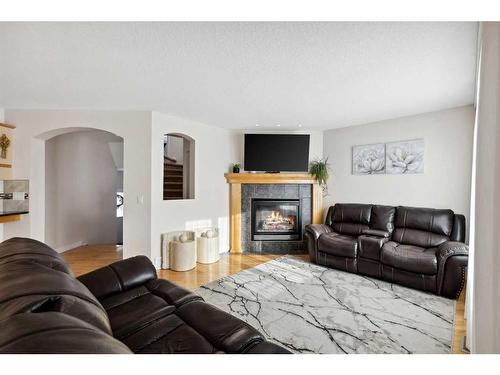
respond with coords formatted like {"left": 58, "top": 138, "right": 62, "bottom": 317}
{"left": 244, "top": 134, "right": 310, "bottom": 172}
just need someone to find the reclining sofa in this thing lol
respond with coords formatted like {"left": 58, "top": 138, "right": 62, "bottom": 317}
{"left": 305, "top": 204, "right": 468, "bottom": 299}
{"left": 0, "top": 237, "right": 289, "bottom": 354}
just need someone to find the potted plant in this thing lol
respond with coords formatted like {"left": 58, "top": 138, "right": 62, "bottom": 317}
{"left": 0, "top": 134, "right": 10, "bottom": 159}
{"left": 309, "top": 157, "right": 330, "bottom": 196}
{"left": 232, "top": 163, "right": 241, "bottom": 173}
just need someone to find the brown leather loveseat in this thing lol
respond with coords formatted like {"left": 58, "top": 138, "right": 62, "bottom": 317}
{"left": 0, "top": 237, "right": 289, "bottom": 354}
{"left": 305, "top": 204, "right": 468, "bottom": 299}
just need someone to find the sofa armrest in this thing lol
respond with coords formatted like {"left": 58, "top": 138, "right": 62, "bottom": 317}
{"left": 436, "top": 241, "right": 469, "bottom": 299}
{"left": 78, "top": 256, "right": 157, "bottom": 300}
{"left": 362, "top": 229, "right": 390, "bottom": 238}
{"left": 304, "top": 224, "right": 332, "bottom": 241}
{"left": 304, "top": 224, "right": 332, "bottom": 263}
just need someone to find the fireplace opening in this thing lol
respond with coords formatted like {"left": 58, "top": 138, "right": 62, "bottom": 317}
{"left": 251, "top": 199, "right": 301, "bottom": 241}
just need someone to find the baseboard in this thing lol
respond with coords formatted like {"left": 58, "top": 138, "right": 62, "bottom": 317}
{"left": 55, "top": 241, "right": 88, "bottom": 253}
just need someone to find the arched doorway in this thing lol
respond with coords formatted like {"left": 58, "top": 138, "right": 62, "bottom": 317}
{"left": 32, "top": 127, "right": 124, "bottom": 254}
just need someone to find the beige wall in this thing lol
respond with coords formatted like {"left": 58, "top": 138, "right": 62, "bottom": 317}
{"left": 45, "top": 130, "right": 122, "bottom": 251}
{"left": 323, "top": 106, "right": 475, "bottom": 224}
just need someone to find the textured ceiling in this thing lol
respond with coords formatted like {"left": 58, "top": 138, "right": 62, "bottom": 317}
{"left": 0, "top": 22, "right": 477, "bottom": 129}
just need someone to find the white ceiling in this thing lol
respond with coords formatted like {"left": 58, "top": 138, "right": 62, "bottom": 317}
{"left": 0, "top": 22, "right": 477, "bottom": 130}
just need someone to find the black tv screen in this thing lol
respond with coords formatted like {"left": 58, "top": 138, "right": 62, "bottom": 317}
{"left": 244, "top": 134, "right": 310, "bottom": 172}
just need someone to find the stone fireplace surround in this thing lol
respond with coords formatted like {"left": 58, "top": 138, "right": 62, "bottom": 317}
{"left": 242, "top": 183, "right": 311, "bottom": 254}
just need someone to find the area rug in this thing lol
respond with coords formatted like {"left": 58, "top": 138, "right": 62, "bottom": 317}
{"left": 195, "top": 256, "right": 455, "bottom": 354}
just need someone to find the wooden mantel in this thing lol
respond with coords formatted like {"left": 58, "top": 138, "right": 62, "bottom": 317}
{"left": 224, "top": 173, "right": 323, "bottom": 253}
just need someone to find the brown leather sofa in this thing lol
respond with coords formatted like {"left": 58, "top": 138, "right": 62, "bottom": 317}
{"left": 0, "top": 237, "right": 289, "bottom": 354}
{"left": 305, "top": 204, "right": 468, "bottom": 299}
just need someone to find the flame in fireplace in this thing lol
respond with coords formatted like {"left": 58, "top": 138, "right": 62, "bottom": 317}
{"left": 267, "top": 211, "right": 295, "bottom": 225}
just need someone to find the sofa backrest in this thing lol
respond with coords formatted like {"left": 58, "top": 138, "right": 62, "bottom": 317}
{"left": 392, "top": 206, "right": 455, "bottom": 248}
{"left": 0, "top": 237, "right": 73, "bottom": 275}
{"left": 324, "top": 204, "right": 465, "bottom": 245}
{"left": 370, "top": 205, "right": 397, "bottom": 234}
{"left": 326, "top": 203, "right": 372, "bottom": 236}
{"left": 0, "top": 238, "right": 112, "bottom": 335}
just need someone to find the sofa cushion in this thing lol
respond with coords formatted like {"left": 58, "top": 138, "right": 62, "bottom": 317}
{"left": 393, "top": 206, "right": 454, "bottom": 247}
{"left": 101, "top": 279, "right": 203, "bottom": 340}
{"left": 102, "top": 287, "right": 176, "bottom": 339}
{"left": 329, "top": 203, "right": 372, "bottom": 236}
{"left": 318, "top": 232, "right": 358, "bottom": 258}
{"left": 176, "top": 301, "right": 264, "bottom": 353}
{"left": 380, "top": 241, "right": 438, "bottom": 275}
{"left": 122, "top": 313, "right": 220, "bottom": 354}
{"left": 122, "top": 299, "right": 268, "bottom": 354}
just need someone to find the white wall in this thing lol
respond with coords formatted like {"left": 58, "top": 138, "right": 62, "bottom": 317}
{"left": 150, "top": 112, "right": 239, "bottom": 264}
{"left": 45, "top": 130, "right": 122, "bottom": 251}
{"left": 2, "top": 110, "right": 152, "bottom": 260}
{"left": 234, "top": 129, "right": 324, "bottom": 170}
{"left": 322, "top": 106, "right": 475, "bottom": 224}
{"left": 469, "top": 22, "right": 500, "bottom": 354}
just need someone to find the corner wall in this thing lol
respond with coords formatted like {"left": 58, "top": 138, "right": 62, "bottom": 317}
{"left": 150, "top": 112, "right": 239, "bottom": 264}
{"left": 322, "top": 106, "right": 475, "bottom": 224}
{"left": 2, "top": 110, "right": 152, "bottom": 260}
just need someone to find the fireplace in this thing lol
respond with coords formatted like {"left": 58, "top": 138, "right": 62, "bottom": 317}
{"left": 251, "top": 199, "right": 301, "bottom": 241}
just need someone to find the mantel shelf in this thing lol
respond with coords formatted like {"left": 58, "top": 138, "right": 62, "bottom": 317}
{"left": 224, "top": 173, "right": 318, "bottom": 185}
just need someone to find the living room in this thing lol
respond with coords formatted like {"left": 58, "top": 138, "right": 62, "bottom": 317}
{"left": 1, "top": 1, "right": 499, "bottom": 373}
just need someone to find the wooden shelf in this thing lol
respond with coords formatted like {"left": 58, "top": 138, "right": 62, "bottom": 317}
{"left": 224, "top": 172, "right": 317, "bottom": 184}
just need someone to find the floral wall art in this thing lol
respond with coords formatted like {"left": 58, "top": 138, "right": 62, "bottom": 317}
{"left": 352, "top": 143, "right": 386, "bottom": 174}
{"left": 386, "top": 139, "right": 424, "bottom": 174}
{"left": 352, "top": 139, "right": 424, "bottom": 175}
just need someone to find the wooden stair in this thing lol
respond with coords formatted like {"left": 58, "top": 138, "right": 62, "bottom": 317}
{"left": 164, "top": 161, "right": 184, "bottom": 200}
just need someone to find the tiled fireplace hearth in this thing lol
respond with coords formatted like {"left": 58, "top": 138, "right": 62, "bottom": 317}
{"left": 224, "top": 173, "right": 323, "bottom": 254}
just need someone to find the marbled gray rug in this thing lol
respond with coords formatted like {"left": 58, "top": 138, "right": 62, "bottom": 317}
{"left": 196, "top": 256, "right": 455, "bottom": 354}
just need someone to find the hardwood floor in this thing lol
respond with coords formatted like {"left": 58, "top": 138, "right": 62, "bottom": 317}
{"left": 62, "top": 244, "right": 467, "bottom": 354}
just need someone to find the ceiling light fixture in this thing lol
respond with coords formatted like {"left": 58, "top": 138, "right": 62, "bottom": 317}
{"left": 276, "top": 124, "right": 281, "bottom": 127}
